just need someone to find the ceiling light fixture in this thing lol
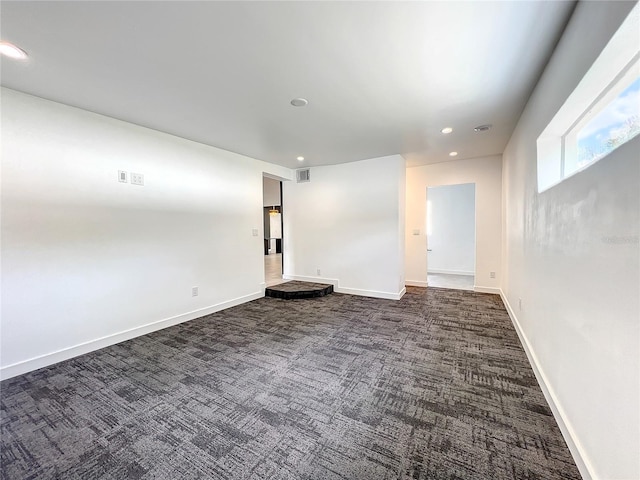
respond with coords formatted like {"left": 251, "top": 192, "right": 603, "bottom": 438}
{"left": 0, "top": 41, "right": 28, "bottom": 61}
{"left": 269, "top": 206, "right": 279, "bottom": 215}
{"left": 449, "top": 151, "right": 458, "bottom": 157}
{"left": 441, "top": 127, "right": 453, "bottom": 134}
{"left": 474, "top": 124, "right": 492, "bottom": 132}
{"left": 297, "top": 156, "right": 304, "bottom": 161}
{"left": 290, "top": 98, "right": 308, "bottom": 107}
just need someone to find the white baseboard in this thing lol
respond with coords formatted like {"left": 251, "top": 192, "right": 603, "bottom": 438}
{"left": 283, "top": 274, "right": 338, "bottom": 286}
{"left": 406, "top": 280, "right": 495, "bottom": 293}
{"left": 473, "top": 286, "right": 501, "bottom": 295}
{"left": 336, "top": 286, "right": 406, "bottom": 300}
{"left": 427, "top": 269, "right": 475, "bottom": 276}
{"left": 282, "top": 275, "right": 405, "bottom": 300}
{"left": 499, "top": 289, "right": 594, "bottom": 480}
{"left": 0, "top": 290, "right": 264, "bottom": 381}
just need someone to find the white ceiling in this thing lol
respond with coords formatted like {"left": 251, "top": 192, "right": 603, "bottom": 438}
{"left": 0, "top": 1, "right": 575, "bottom": 169}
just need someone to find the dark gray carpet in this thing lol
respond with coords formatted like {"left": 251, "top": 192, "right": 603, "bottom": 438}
{"left": 266, "top": 281, "right": 332, "bottom": 293}
{"left": 1, "top": 287, "right": 580, "bottom": 479}
{"left": 265, "top": 281, "right": 333, "bottom": 299}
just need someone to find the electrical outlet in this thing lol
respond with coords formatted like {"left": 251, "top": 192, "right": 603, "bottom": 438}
{"left": 518, "top": 298, "right": 522, "bottom": 311}
{"left": 490, "top": 271, "right": 496, "bottom": 279}
{"left": 192, "top": 286, "right": 199, "bottom": 297}
{"left": 118, "top": 170, "right": 128, "bottom": 183}
{"left": 131, "top": 172, "right": 144, "bottom": 186}
{"left": 317, "top": 268, "right": 321, "bottom": 276}
{"left": 252, "top": 228, "right": 259, "bottom": 237}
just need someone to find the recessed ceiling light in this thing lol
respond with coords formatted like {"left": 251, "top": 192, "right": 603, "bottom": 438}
{"left": 0, "top": 41, "right": 28, "bottom": 61}
{"left": 290, "top": 98, "right": 308, "bottom": 107}
{"left": 297, "top": 156, "right": 304, "bottom": 161}
{"left": 449, "top": 151, "right": 458, "bottom": 157}
{"left": 474, "top": 124, "right": 492, "bottom": 132}
{"left": 441, "top": 127, "right": 453, "bottom": 134}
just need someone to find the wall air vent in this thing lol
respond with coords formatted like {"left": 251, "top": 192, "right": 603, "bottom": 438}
{"left": 296, "top": 168, "right": 310, "bottom": 183}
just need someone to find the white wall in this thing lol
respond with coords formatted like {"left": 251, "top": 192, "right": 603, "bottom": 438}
{"left": 406, "top": 155, "right": 502, "bottom": 292}
{"left": 283, "top": 155, "right": 406, "bottom": 300}
{"left": 427, "top": 183, "right": 475, "bottom": 275}
{"left": 0, "top": 88, "right": 293, "bottom": 379}
{"left": 269, "top": 214, "right": 282, "bottom": 240}
{"left": 501, "top": 2, "right": 639, "bottom": 479}
{"left": 262, "top": 177, "right": 281, "bottom": 207}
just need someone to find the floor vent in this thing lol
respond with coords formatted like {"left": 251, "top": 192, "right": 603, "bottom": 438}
{"left": 296, "top": 168, "right": 310, "bottom": 183}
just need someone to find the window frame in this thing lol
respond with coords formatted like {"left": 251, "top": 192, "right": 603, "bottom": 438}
{"left": 536, "top": 3, "right": 639, "bottom": 193}
{"left": 563, "top": 57, "right": 639, "bottom": 178}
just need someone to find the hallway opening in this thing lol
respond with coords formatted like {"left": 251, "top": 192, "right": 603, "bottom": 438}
{"left": 426, "top": 183, "right": 476, "bottom": 291}
{"left": 263, "top": 176, "right": 286, "bottom": 287}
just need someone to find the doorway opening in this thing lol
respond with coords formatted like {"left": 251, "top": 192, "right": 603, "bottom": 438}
{"left": 426, "top": 183, "right": 476, "bottom": 291}
{"left": 263, "top": 176, "right": 286, "bottom": 287}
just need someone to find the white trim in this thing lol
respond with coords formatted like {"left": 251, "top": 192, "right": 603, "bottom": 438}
{"left": 429, "top": 284, "right": 474, "bottom": 292}
{"left": 0, "top": 290, "right": 264, "bottom": 381}
{"left": 282, "top": 274, "right": 339, "bottom": 287}
{"left": 407, "top": 280, "right": 493, "bottom": 292}
{"left": 537, "top": 3, "right": 640, "bottom": 193}
{"left": 427, "top": 269, "right": 475, "bottom": 276}
{"left": 499, "top": 289, "right": 594, "bottom": 480}
{"left": 282, "top": 274, "right": 406, "bottom": 300}
{"left": 473, "top": 286, "right": 501, "bottom": 295}
{"left": 336, "top": 286, "right": 406, "bottom": 300}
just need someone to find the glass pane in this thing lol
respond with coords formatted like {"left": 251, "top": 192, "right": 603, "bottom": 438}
{"left": 576, "top": 76, "right": 640, "bottom": 169}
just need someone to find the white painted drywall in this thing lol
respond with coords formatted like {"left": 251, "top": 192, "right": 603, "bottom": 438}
{"left": 269, "top": 214, "right": 282, "bottom": 240}
{"left": 0, "top": 88, "right": 293, "bottom": 379}
{"left": 427, "top": 183, "right": 475, "bottom": 275}
{"left": 283, "top": 155, "right": 406, "bottom": 299}
{"left": 501, "top": 2, "right": 639, "bottom": 478}
{"left": 263, "top": 177, "right": 281, "bottom": 207}
{"left": 406, "top": 155, "right": 502, "bottom": 291}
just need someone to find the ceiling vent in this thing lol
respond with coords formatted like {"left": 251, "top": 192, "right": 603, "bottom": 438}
{"left": 296, "top": 168, "right": 310, "bottom": 183}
